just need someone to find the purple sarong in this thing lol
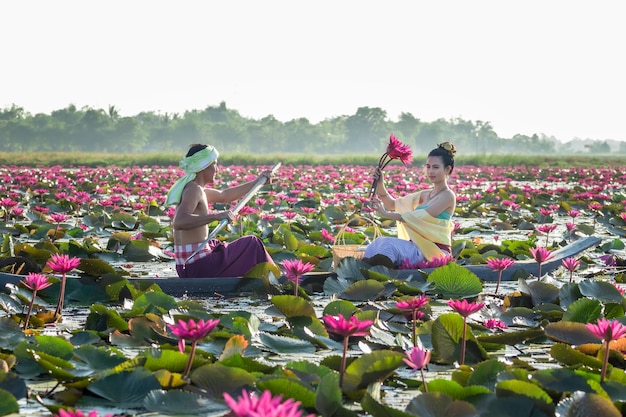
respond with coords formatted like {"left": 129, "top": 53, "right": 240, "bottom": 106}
{"left": 175, "top": 236, "right": 274, "bottom": 278}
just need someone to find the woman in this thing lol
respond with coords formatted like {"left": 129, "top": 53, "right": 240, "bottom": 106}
{"left": 364, "top": 142, "right": 456, "bottom": 267}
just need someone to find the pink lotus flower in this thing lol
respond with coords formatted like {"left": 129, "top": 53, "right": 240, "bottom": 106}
{"left": 320, "top": 228, "right": 335, "bottom": 243}
{"left": 529, "top": 246, "right": 554, "bottom": 279}
{"left": 486, "top": 257, "right": 515, "bottom": 294}
{"left": 536, "top": 224, "right": 557, "bottom": 246}
{"left": 396, "top": 294, "right": 429, "bottom": 346}
{"left": 403, "top": 346, "right": 431, "bottom": 392}
{"left": 416, "top": 254, "right": 454, "bottom": 269}
{"left": 483, "top": 318, "right": 508, "bottom": 330}
{"left": 281, "top": 259, "right": 315, "bottom": 296}
{"left": 368, "top": 133, "right": 413, "bottom": 199}
{"left": 21, "top": 273, "right": 53, "bottom": 330}
{"left": 49, "top": 213, "right": 69, "bottom": 223}
{"left": 567, "top": 209, "right": 581, "bottom": 219}
{"left": 168, "top": 318, "right": 220, "bottom": 378}
{"left": 562, "top": 257, "right": 581, "bottom": 283}
{"left": 586, "top": 318, "right": 626, "bottom": 382}
{"left": 447, "top": 298, "right": 484, "bottom": 365}
{"left": 47, "top": 253, "right": 81, "bottom": 318}
{"left": 223, "top": 390, "right": 314, "bottom": 417}
{"left": 323, "top": 314, "right": 373, "bottom": 388}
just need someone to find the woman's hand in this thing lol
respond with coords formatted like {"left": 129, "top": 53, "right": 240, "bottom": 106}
{"left": 258, "top": 170, "right": 275, "bottom": 183}
{"left": 371, "top": 197, "right": 400, "bottom": 221}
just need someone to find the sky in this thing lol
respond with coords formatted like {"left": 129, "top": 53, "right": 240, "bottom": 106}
{"left": 2, "top": 1, "right": 625, "bottom": 142}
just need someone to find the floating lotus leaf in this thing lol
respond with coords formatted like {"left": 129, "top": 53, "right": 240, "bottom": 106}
{"left": 269, "top": 295, "right": 316, "bottom": 318}
{"left": 73, "top": 345, "right": 127, "bottom": 372}
{"left": 122, "top": 240, "right": 162, "bottom": 262}
{"left": 219, "top": 334, "right": 249, "bottom": 360}
{"left": 561, "top": 298, "right": 602, "bottom": 323}
{"left": 518, "top": 279, "right": 559, "bottom": 307}
{"left": 426, "top": 263, "right": 483, "bottom": 299}
{"left": 426, "top": 379, "right": 491, "bottom": 400}
{"left": 578, "top": 279, "right": 625, "bottom": 304}
{"left": 559, "top": 283, "right": 583, "bottom": 310}
{"left": 495, "top": 380, "right": 553, "bottom": 413}
{"left": 604, "top": 302, "right": 625, "bottom": 320}
{"left": 259, "top": 333, "right": 316, "bottom": 354}
{"left": 466, "top": 359, "right": 506, "bottom": 390}
{"left": 550, "top": 343, "right": 603, "bottom": 369}
{"left": 144, "top": 389, "right": 228, "bottom": 415}
{"left": 0, "top": 389, "right": 18, "bottom": 415}
{"left": 555, "top": 391, "right": 621, "bottom": 417}
{"left": 257, "top": 377, "right": 317, "bottom": 408}
{"left": 133, "top": 291, "right": 178, "bottom": 312}
{"left": 480, "top": 396, "right": 550, "bottom": 417}
{"left": 477, "top": 328, "right": 545, "bottom": 346}
{"left": 342, "top": 350, "right": 404, "bottom": 395}
{"left": 361, "top": 392, "right": 413, "bottom": 417}
{"left": 110, "top": 212, "right": 138, "bottom": 230}
{"left": 76, "top": 258, "right": 117, "bottom": 277}
{"left": 87, "top": 368, "right": 161, "bottom": 407}
{"left": 143, "top": 349, "right": 201, "bottom": 373}
{"left": 405, "top": 392, "right": 478, "bottom": 417}
{"left": 499, "top": 306, "right": 540, "bottom": 327}
{"left": 341, "top": 279, "right": 388, "bottom": 301}
{"left": 316, "top": 373, "right": 350, "bottom": 417}
{"left": 323, "top": 299, "right": 357, "bottom": 318}
{"left": 219, "top": 353, "right": 278, "bottom": 374}
{"left": 0, "top": 371, "right": 26, "bottom": 401}
{"left": 191, "top": 363, "right": 257, "bottom": 395}
{"left": 544, "top": 322, "right": 598, "bottom": 345}
{"left": 431, "top": 313, "right": 489, "bottom": 365}
{"left": 531, "top": 369, "right": 592, "bottom": 395}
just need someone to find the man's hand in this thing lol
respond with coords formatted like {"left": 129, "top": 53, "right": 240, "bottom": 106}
{"left": 258, "top": 170, "right": 275, "bottom": 184}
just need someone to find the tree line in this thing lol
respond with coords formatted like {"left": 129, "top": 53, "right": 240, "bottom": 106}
{"left": 0, "top": 102, "right": 621, "bottom": 155}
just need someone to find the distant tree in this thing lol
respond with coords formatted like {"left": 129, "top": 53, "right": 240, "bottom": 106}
{"left": 345, "top": 107, "right": 389, "bottom": 153}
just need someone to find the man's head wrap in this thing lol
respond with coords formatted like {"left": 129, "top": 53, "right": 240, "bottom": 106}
{"left": 165, "top": 145, "right": 219, "bottom": 206}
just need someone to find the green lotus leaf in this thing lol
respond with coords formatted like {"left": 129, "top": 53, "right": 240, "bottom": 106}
{"left": 0, "top": 371, "right": 27, "bottom": 400}
{"left": 600, "top": 380, "right": 626, "bottom": 402}
{"left": 122, "top": 240, "right": 161, "bottom": 262}
{"left": 110, "top": 212, "right": 138, "bottom": 230}
{"left": 257, "top": 377, "right": 317, "bottom": 408}
{"left": 604, "top": 302, "right": 625, "bottom": 320}
{"left": 426, "top": 263, "right": 483, "bottom": 299}
{"left": 323, "top": 276, "right": 353, "bottom": 296}
{"left": 133, "top": 291, "right": 178, "bottom": 312}
{"left": 481, "top": 396, "right": 550, "bottom": 417}
{"left": 34, "top": 335, "right": 74, "bottom": 360}
{"left": 467, "top": 359, "right": 506, "bottom": 390}
{"left": 324, "top": 206, "right": 347, "bottom": 222}
{"left": 288, "top": 315, "right": 329, "bottom": 338}
{"left": 555, "top": 391, "right": 621, "bottom": 417}
{"left": 270, "top": 295, "right": 316, "bottom": 318}
{"left": 405, "top": 392, "right": 478, "bottom": 417}
{"left": 544, "top": 322, "right": 598, "bottom": 345}
{"left": 559, "top": 283, "right": 583, "bottom": 310}
{"left": 73, "top": 345, "right": 127, "bottom": 372}
{"left": 431, "top": 313, "right": 489, "bottom": 365}
{"left": 316, "top": 373, "right": 350, "bottom": 417}
{"left": 426, "top": 379, "right": 491, "bottom": 400}
{"left": 519, "top": 279, "right": 559, "bottom": 306}
{"left": 499, "top": 307, "right": 540, "bottom": 327}
{"left": 87, "top": 368, "right": 160, "bottom": 407}
{"left": 191, "top": 363, "right": 257, "bottom": 395}
{"left": 259, "top": 333, "right": 316, "bottom": 354}
{"left": 85, "top": 304, "right": 129, "bottom": 333}
{"left": 219, "top": 353, "right": 278, "bottom": 374}
{"left": 341, "top": 279, "right": 387, "bottom": 301}
{"left": 0, "top": 389, "right": 19, "bottom": 415}
{"left": 550, "top": 343, "right": 603, "bottom": 369}
{"left": 562, "top": 298, "right": 602, "bottom": 323}
{"left": 144, "top": 389, "right": 228, "bottom": 415}
{"left": 27, "top": 349, "right": 82, "bottom": 381}
{"left": 578, "top": 279, "right": 625, "bottom": 304}
{"left": 361, "top": 392, "right": 413, "bottom": 417}
{"left": 476, "top": 328, "right": 545, "bottom": 346}
{"left": 143, "top": 349, "right": 203, "bottom": 373}
{"left": 342, "top": 350, "right": 404, "bottom": 394}
{"left": 76, "top": 258, "right": 117, "bottom": 277}
{"left": 495, "top": 380, "right": 553, "bottom": 412}
{"left": 532, "top": 368, "right": 592, "bottom": 395}
{"left": 323, "top": 299, "right": 357, "bottom": 318}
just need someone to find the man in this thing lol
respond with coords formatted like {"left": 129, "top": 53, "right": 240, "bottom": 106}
{"left": 166, "top": 144, "right": 275, "bottom": 278}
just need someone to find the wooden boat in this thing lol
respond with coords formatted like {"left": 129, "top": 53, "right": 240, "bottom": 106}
{"left": 0, "top": 236, "right": 602, "bottom": 298}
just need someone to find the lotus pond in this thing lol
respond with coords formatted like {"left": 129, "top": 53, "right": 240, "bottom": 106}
{"left": 1, "top": 163, "right": 626, "bottom": 417}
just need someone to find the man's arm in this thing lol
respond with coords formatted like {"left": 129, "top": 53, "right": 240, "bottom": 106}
{"left": 205, "top": 172, "right": 271, "bottom": 204}
{"left": 172, "top": 184, "right": 232, "bottom": 230}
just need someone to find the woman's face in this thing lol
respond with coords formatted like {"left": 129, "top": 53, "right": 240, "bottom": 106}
{"left": 424, "top": 156, "right": 450, "bottom": 183}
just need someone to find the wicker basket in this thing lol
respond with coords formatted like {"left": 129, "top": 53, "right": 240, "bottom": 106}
{"left": 332, "top": 217, "right": 381, "bottom": 269}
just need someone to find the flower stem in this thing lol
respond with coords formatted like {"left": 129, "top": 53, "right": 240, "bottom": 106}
{"left": 54, "top": 273, "right": 67, "bottom": 318}
{"left": 460, "top": 317, "right": 467, "bottom": 365}
{"left": 23, "top": 290, "right": 37, "bottom": 330}
{"left": 601, "top": 339, "right": 609, "bottom": 383}
{"left": 183, "top": 340, "right": 197, "bottom": 380}
{"left": 340, "top": 336, "right": 349, "bottom": 389}
{"left": 495, "top": 271, "right": 502, "bottom": 294}
{"left": 420, "top": 368, "right": 428, "bottom": 392}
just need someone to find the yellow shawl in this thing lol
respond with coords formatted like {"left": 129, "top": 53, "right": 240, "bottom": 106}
{"left": 395, "top": 192, "right": 453, "bottom": 261}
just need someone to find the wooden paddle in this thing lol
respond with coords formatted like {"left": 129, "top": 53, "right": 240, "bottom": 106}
{"left": 183, "top": 162, "right": 281, "bottom": 266}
